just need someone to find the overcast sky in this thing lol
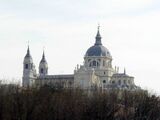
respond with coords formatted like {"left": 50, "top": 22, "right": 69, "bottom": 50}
{"left": 0, "top": 0, "right": 160, "bottom": 93}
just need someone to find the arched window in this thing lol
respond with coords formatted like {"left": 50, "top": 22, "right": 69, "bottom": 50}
{"left": 97, "top": 62, "right": 100, "bottom": 67}
{"left": 112, "top": 81, "right": 115, "bottom": 84}
{"left": 93, "top": 61, "right": 96, "bottom": 66}
{"left": 124, "top": 80, "right": 126, "bottom": 84}
{"left": 89, "top": 60, "right": 99, "bottom": 67}
{"left": 41, "top": 68, "right": 44, "bottom": 74}
{"left": 103, "top": 80, "right": 106, "bottom": 83}
{"left": 25, "top": 64, "right": 28, "bottom": 69}
{"left": 89, "top": 63, "right": 92, "bottom": 67}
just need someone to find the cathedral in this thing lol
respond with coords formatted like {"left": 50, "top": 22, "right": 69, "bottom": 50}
{"left": 22, "top": 27, "right": 138, "bottom": 90}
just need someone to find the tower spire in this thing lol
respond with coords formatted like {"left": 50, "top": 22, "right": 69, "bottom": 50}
{"left": 26, "top": 41, "right": 31, "bottom": 57}
{"left": 43, "top": 46, "right": 45, "bottom": 58}
{"left": 42, "top": 50, "right": 45, "bottom": 60}
{"left": 39, "top": 48, "right": 48, "bottom": 76}
{"left": 95, "top": 24, "right": 102, "bottom": 45}
{"left": 41, "top": 48, "right": 46, "bottom": 63}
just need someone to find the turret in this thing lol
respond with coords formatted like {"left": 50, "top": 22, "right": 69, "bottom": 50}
{"left": 22, "top": 46, "right": 37, "bottom": 87}
{"left": 39, "top": 51, "right": 48, "bottom": 76}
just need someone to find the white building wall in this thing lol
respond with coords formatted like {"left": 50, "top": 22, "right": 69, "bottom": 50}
{"left": 74, "top": 66, "right": 101, "bottom": 89}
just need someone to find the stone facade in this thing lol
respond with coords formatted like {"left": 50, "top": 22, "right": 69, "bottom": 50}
{"left": 22, "top": 27, "right": 138, "bottom": 90}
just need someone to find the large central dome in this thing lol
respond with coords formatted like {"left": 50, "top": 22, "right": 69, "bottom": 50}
{"left": 85, "top": 27, "right": 111, "bottom": 57}
{"left": 86, "top": 45, "right": 111, "bottom": 57}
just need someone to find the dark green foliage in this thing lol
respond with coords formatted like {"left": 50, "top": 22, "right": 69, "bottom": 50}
{"left": 0, "top": 85, "right": 159, "bottom": 120}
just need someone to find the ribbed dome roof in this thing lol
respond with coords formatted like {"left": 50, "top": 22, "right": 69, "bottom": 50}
{"left": 86, "top": 45, "right": 111, "bottom": 57}
{"left": 85, "top": 27, "right": 111, "bottom": 57}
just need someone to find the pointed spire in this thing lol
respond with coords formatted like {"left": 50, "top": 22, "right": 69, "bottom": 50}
{"left": 42, "top": 50, "right": 45, "bottom": 59}
{"left": 42, "top": 50, "right": 45, "bottom": 60}
{"left": 25, "top": 45, "right": 31, "bottom": 57}
{"left": 40, "top": 49, "right": 47, "bottom": 63}
{"left": 95, "top": 24, "right": 102, "bottom": 45}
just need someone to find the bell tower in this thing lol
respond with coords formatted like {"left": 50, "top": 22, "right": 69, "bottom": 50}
{"left": 22, "top": 46, "right": 37, "bottom": 87}
{"left": 39, "top": 50, "right": 48, "bottom": 76}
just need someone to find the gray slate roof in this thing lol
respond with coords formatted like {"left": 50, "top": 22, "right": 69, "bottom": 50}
{"left": 112, "top": 73, "right": 134, "bottom": 78}
{"left": 38, "top": 74, "right": 74, "bottom": 80}
{"left": 86, "top": 45, "right": 111, "bottom": 57}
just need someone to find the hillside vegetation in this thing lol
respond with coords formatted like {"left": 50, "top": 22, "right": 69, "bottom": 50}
{"left": 0, "top": 85, "right": 159, "bottom": 120}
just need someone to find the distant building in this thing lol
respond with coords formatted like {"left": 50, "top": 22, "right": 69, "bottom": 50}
{"left": 22, "top": 27, "right": 138, "bottom": 90}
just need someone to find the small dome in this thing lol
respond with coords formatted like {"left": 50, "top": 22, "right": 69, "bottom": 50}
{"left": 39, "top": 62, "right": 48, "bottom": 68}
{"left": 24, "top": 56, "right": 33, "bottom": 63}
{"left": 85, "top": 45, "right": 111, "bottom": 57}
